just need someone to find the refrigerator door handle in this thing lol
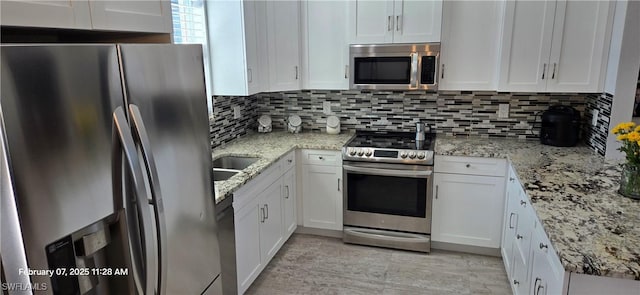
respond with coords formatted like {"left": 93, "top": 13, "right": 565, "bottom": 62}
{"left": 112, "top": 107, "right": 157, "bottom": 295}
{"left": 1, "top": 110, "right": 34, "bottom": 294}
{"left": 128, "top": 104, "right": 167, "bottom": 295}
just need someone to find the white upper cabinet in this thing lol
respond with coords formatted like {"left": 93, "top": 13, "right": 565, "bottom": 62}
{"left": 392, "top": 0, "right": 442, "bottom": 43}
{"left": 88, "top": 0, "right": 171, "bottom": 33}
{"left": 439, "top": 1, "right": 504, "bottom": 91}
{"left": 499, "top": 0, "right": 613, "bottom": 92}
{"left": 546, "top": 0, "right": 613, "bottom": 92}
{"left": 0, "top": 0, "right": 91, "bottom": 29}
{"left": 0, "top": 0, "right": 170, "bottom": 33}
{"left": 208, "top": 0, "right": 267, "bottom": 96}
{"left": 349, "top": 0, "right": 442, "bottom": 44}
{"left": 301, "top": 0, "right": 349, "bottom": 90}
{"left": 266, "top": 0, "right": 301, "bottom": 92}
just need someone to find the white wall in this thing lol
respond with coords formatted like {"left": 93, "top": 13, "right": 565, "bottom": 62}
{"left": 605, "top": 0, "right": 640, "bottom": 159}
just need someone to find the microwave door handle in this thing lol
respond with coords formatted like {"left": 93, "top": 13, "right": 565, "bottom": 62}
{"left": 410, "top": 53, "right": 419, "bottom": 88}
{"left": 128, "top": 104, "right": 167, "bottom": 295}
{"left": 343, "top": 164, "right": 432, "bottom": 178}
{"left": 112, "top": 107, "right": 156, "bottom": 295}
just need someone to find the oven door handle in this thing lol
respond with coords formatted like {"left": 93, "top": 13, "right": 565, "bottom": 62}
{"left": 343, "top": 164, "right": 432, "bottom": 178}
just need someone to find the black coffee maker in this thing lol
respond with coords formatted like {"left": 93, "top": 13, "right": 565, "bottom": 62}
{"left": 540, "top": 105, "right": 581, "bottom": 147}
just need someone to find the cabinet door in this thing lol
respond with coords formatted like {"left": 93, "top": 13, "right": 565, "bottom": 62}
{"left": 546, "top": 0, "right": 613, "bottom": 92}
{"left": 348, "top": 0, "right": 394, "bottom": 44}
{"left": 432, "top": 173, "right": 505, "bottom": 248}
{"left": 302, "top": 164, "right": 342, "bottom": 230}
{"left": 511, "top": 243, "right": 530, "bottom": 295}
{"left": 440, "top": 0, "right": 503, "bottom": 90}
{"left": 392, "top": 0, "right": 442, "bottom": 43}
{"left": 282, "top": 168, "right": 297, "bottom": 239}
{"left": 0, "top": 0, "right": 91, "bottom": 29}
{"left": 245, "top": 0, "right": 268, "bottom": 95}
{"left": 234, "top": 202, "right": 262, "bottom": 294}
{"left": 266, "top": 0, "right": 301, "bottom": 91}
{"left": 501, "top": 170, "right": 521, "bottom": 275}
{"left": 498, "top": 0, "right": 556, "bottom": 92}
{"left": 259, "top": 180, "right": 284, "bottom": 263}
{"left": 302, "top": 0, "right": 349, "bottom": 90}
{"left": 88, "top": 0, "right": 171, "bottom": 33}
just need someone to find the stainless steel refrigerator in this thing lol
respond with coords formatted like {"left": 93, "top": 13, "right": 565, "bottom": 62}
{"left": 0, "top": 44, "right": 222, "bottom": 294}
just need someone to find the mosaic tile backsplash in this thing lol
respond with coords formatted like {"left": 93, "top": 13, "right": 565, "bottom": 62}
{"left": 254, "top": 90, "right": 589, "bottom": 139}
{"left": 210, "top": 90, "right": 612, "bottom": 154}
{"left": 209, "top": 95, "right": 257, "bottom": 148}
{"left": 584, "top": 93, "right": 613, "bottom": 156}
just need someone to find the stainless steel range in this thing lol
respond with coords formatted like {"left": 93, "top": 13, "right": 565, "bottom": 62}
{"left": 342, "top": 129, "right": 435, "bottom": 252}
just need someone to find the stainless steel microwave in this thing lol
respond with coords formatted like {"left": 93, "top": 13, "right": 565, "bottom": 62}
{"left": 349, "top": 43, "right": 440, "bottom": 91}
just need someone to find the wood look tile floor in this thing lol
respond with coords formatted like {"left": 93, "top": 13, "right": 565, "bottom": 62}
{"left": 246, "top": 234, "right": 511, "bottom": 295}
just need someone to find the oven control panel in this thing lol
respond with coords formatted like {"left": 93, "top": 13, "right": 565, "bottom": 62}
{"left": 343, "top": 147, "right": 433, "bottom": 165}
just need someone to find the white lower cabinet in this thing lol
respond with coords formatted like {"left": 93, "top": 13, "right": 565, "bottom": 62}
{"left": 233, "top": 152, "right": 296, "bottom": 294}
{"left": 282, "top": 167, "right": 297, "bottom": 238}
{"left": 502, "top": 163, "right": 565, "bottom": 295}
{"left": 432, "top": 156, "right": 506, "bottom": 248}
{"left": 301, "top": 150, "right": 343, "bottom": 231}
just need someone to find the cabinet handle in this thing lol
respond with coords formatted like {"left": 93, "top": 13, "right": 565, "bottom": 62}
{"left": 388, "top": 16, "right": 392, "bottom": 31}
{"left": 260, "top": 207, "right": 265, "bottom": 223}
{"left": 517, "top": 234, "right": 523, "bottom": 240}
{"left": 338, "top": 178, "right": 341, "bottom": 192}
{"left": 264, "top": 204, "right": 268, "bottom": 220}
{"left": 435, "top": 185, "right": 439, "bottom": 199}
{"left": 396, "top": 15, "right": 401, "bottom": 31}
{"left": 520, "top": 200, "right": 526, "bottom": 207}
{"left": 552, "top": 63, "right": 557, "bottom": 79}
{"left": 542, "top": 63, "right": 547, "bottom": 80}
{"left": 537, "top": 283, "right": 545, "bottom": 295}
{"left": 345, "top": 65, "right": 349, "bottom": 79}
{"left": 533, "top": 277, "right": 541, "bottom": 294}
{"left": 509, "top": 213, "right": 515, "bottom": 229}
{"left": 248, "top": 68, "right": 253, "bottom": 83}
{"left": 295, "top": 66, "right": 298, "bottom": 80}
{"left": 285, "top": 185, "right": 290, "bottom": 199}
{"left": 513, "top": 280, "right": 520, "bottom": 285}
{"left": 465, "top": 163, "right": 470, "bottom": 168}
{"left": 287, "top": 159, "right": 292, "bottom": 163}
{"left": 539, "top": 242, "right": 548, "bottom": 250}
{"left": 318, "top": 156, "right": 324, "bottom": 160}
{"left": 441, "top": 64, "right": 445, "bottom": 79}
{"left": 509, "top": 177, "right": 515, "bottom": 182}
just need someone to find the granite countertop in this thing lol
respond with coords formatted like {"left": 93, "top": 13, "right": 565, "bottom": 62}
{"left": 436, "top": 136, "right": 640, "bottom": 280}
{"left": 211, "top": 131, "right": 353, "bottom": 203}
{"left": 212, "top": 132, "right": 640, "bottom": 280}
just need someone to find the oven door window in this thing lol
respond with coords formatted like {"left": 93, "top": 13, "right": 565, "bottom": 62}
{"left": 347, "top": 173, "right": 427, "bottom": 217}
{"left": 353, "top": 57, "right": 411, "bottom": 84}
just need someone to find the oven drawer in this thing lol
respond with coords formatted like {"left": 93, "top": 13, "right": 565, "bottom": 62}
{"left": 300, "top": 150, "right": 340, "bottom": 166}
{"left": 434, "top": 156, "right": 507, "bottom": 176}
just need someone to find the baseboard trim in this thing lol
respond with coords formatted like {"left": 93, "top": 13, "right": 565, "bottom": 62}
{"left": 431, "top": 241, "right": 501, "bottom": 257}
{"left": 294, "top": 226, "right": 343, "bottom": 238}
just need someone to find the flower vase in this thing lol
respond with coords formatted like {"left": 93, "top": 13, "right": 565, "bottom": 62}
{"left": 618, "top": 164, "right": 640, "bottom": 199}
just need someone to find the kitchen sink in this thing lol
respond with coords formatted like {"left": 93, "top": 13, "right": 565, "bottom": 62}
{"left": 213, "top": 169, "right": 239, "bottom": 181}
{"left": 213, "top": 156, "right": 259, "bottom": 170}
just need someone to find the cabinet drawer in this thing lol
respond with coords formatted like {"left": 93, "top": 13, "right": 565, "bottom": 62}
{"left": 300, "top": 149, "right": 340, "bottom": 166}
{"left": 435, "top": 156, "right": 507, "bottom": 176}
{"left": 534, "top": 220, "right": 564, "bottom": 277}
{"left": 281, "top": 150, "right": 296, "bottom": 171}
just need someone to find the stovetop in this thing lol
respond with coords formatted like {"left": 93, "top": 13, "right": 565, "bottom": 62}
{"left": 346, "top": 131, "right": 436, "bottom": 150}
{"left": 343, "top": 131, "right": 436, "bottom": 165}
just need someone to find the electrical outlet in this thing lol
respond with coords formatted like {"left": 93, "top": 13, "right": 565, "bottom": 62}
{"left": 233, "top": 106, "right": 241, "bottom": 119}
{"left": 592, "top": 110, "right": 599, "bottom": 126}
{"left": 498, "top": 104, "right": 509, "bottom": 118}
{"left": 323, "top": 101, "right": 331, "bottom": 114}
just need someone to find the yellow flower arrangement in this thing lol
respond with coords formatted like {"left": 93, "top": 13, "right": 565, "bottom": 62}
{"left": 612, "top": 122, "right": 640, "bottom": 198}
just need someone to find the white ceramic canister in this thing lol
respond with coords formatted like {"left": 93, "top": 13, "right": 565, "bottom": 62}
{"left": 288, "top": 115, "right": 302, "bottom": 133}
{"left": 258, "top": 115, "right": 272, "bottom": 133}
{"left": 326, "top": 115, "right": 340, "bottom": 134}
